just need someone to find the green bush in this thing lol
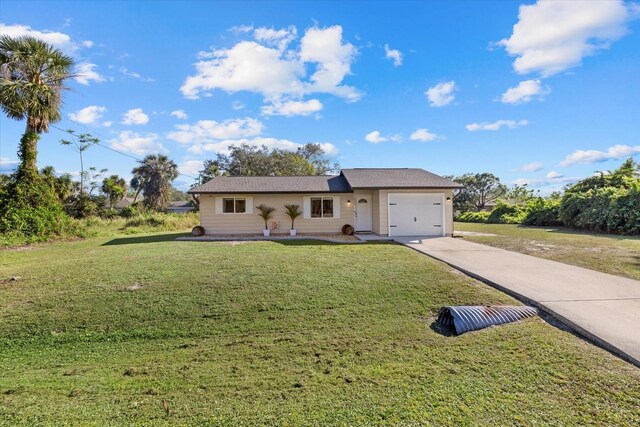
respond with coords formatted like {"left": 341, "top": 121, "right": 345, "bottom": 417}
{"left": 487, "top": 201, "right": 527, "bottom": 224}
{"left": 0, "top": 175, "right": 80, "bottom": 245}
{"left": 455, "top": 211, "right": 491, "bottom": 223}
{"left": 522, "top": 198, "right": 562, "bottom": 227}
{"left": 119, "top": 205, "right": 140, "bottom": 218}
{"left": 606, "top": 185, "right": 640, "bottom": 234}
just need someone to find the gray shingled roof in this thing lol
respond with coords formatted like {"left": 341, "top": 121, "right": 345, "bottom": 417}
{"left": 189, "top": 168, "right": 462, "bottom": 194}
{"left": 189, "top": 175, "right": 352, "bottom": 194}
{"left": 340, "top": 168, "right": 463, "bottom": 189}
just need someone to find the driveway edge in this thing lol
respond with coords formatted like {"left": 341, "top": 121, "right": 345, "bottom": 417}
{"left": 399, "top": 241, "right": 640, "bottom": 369}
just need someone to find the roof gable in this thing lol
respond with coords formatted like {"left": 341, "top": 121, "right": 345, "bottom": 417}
{"left": 340, "top": 168, "right": 463, "bottom": 189}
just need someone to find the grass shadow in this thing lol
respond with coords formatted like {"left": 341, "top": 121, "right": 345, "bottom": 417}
{"left": 271, "top": 239, "right": 396, "bottom": 246}
{"left": 102, "top": 233, "right": 190, "bottom": 246}
{"left": 515, "top": 224, "right": 640, "bottom": 241}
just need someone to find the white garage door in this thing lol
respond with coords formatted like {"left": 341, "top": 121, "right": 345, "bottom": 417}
{"left": 388, "top": 193, "right": 444, "bottom": 237}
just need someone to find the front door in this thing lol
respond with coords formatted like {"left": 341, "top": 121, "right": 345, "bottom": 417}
{"left": 354, "top": 196, "right": 372, "bottom": 232}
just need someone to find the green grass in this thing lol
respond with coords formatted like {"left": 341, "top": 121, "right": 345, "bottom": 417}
{"left": 1, "top": 234, "right": 639, "bottom": 425}
{"left": 455, "top": 222, "right": 640, "bottom": 281}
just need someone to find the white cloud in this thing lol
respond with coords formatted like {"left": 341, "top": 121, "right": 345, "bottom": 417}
{"left": 102, "top": 121, "right": 112, "bottom": 127}
{"left": 74, "top": 63, "right": 105, "bottom": 85}
{"left": 188, "top": 137, "right": 337, "bottom": 157}
{"left": 231, "top": 100, "right": 246, "bottom": 110}
{"left": 365, "top": 131, "right": 387, "bottom": 144}
{"left": 517, "top": 162, "right": 544, "bottom": 172}
{"left": 465, "top": 119, "right": 528, "bottom": 131}
{"left": 501, "top": 79, "right": 550, "bottom": 104}
{"left": 384, "top": 44, "right": 403, "bottom": 67}
{"left": 167, "top": 118, "right": 264, "bottom": 144}
{"left": 120, "top": 67, "right": 155, "bottom": 82}
{"left": 364, "top": 131, "right": 401, "bottom": 144}
{"left": 82, "top": 40, "right": 94, "bottom": 48}
{"left": 299, "top": 26, "right": 360, "bottom": 101}
{"left": 0, "top": 23, "right": 75, "bottom": 52}
{"left": 261, "top": 98, "right": 323, "bottom": 117}
{"left": 121, "top": 108, "right": 150, "bottom": 125}
{"left": 498, "top": 0, "right": 636, "bottom": 76}
{"left": 410, "top": 128, "right": 438, "bottom": 142}
{"left": 514, "top": 174, "right": 579, "bottom": 188}
{"left": 559, "top": 144, "right": 640, "bottom": 166}
{"left": 254, "top": 25, "right": 297, "bottom": 51}
{"left": 68, "top": 105, "right": 107, "bottom": 125}
{"left": 0, "top": 157, "right": 19, "bottom": 174}
{"left": 170, "top": 110, "right": 188, "bottom": 120}
{"left": 178, "top": 160, "right": 204, "bottom": 176}
{"left": 425, "top": 81, "right": 456, "bottom": 107}
{"left": 109, "top": 131, "right": 167, "bottom": 156}
{"left": 181, "top": 25, "right": 361, "bottom": 108}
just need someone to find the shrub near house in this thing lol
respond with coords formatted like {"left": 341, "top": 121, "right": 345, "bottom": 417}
{"left": 456, "top": 158, "right": 640, "bottom": 235}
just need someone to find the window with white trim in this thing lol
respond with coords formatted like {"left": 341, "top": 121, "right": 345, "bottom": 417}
{"left": 310, "top": 197, "right": 333, "bottom": 218}
{"left": 222, "top": 197, "right": 246, "bottom": 213}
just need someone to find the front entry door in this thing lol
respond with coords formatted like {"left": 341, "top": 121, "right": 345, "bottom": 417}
{"left": 354, "top": 196, "right": 372, "bottom": 232}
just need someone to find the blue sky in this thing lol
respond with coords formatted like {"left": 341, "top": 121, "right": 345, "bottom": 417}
{"left": 1, "top": 0, "right": 639, "bottom": 191}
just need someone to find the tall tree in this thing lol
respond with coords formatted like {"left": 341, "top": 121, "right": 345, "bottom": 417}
{"left": 453, "top": 173, "right": 507, "bottom": 212}
{"left": 209, "top": 143, "right": 338, "bottom": 177}
{"left": 101, "top": 175, "right": 127, "bottom": 208}
{"left": 0, "top": 35, "right": 74, "bottom": 182}
{"left": 60, "top": 131, "right": 99, "bottom": 195}
{"left": 131, "top": 154, "right": 178, "bottom": 211}
{"left": 297, "top": 143, "right": 340, "bottom": 175}
{"left": 199, "top": 159, "right": 221, "bottom": 183}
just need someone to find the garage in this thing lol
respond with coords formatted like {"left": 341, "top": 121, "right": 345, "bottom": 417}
{"left": 388, "top": 193, "right": 445, "bottom": 237}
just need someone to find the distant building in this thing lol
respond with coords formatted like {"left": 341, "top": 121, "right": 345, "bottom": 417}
{"left": 167, "top": 201, "right": 196, "bottom": 214}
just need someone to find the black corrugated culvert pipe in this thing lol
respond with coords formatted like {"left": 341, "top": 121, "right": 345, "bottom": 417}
{"left": 436, "top": 305, "right": 537, "bottom": 335}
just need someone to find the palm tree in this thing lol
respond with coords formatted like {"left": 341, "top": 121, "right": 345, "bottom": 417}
{"left": 256, "top": 204, "right": 276, "bottom": 231}
{"left": 130, "top": 154, "right": 178, "bottom": 211}
{"left": 284, "top": 204, "right": 302, "bottom": 230}
{"left": 0, "top": 35, "right": 74, "bottom": 181}
{"left": 101, "top": 174, "right": 127, "bottom": 208}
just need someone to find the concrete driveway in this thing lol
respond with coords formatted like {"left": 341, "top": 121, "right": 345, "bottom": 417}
{"left": 396, "top": 236, "right": 640, "bottom": 367}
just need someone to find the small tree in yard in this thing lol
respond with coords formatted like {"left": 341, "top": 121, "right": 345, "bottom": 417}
{"left": 60, "top": 131, "right": 99, "bottom": 196}
{"left": 102, "top": 175, "right": 127, "bottom": 207}
{"left": 256, "top": 204, "right": 275, "bottom": 235}
{"left": 452, "top": 173, "right": 507, "bottom": 212}
{"left": 284, "top": 204, "right": 302, "bottom": 235}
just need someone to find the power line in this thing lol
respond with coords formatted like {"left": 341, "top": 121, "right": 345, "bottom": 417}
{"left": 49, "top": 123, "right": 199, "bottom": 180}
{"left": 1, "top": 102, "right": 199, "bottom": 181}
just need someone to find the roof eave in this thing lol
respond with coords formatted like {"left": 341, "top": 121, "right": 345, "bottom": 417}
{"left": 188, "top": 190, "right": 353, "bottom": 194}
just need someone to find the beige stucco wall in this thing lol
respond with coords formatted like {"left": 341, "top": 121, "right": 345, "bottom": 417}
{"left": 374, "top": 189, "right": 454, "bottom": 236}
{"left": 199, "top": 193, "right": 354, "bottom": 235}
{"left": 197, "top": 189, "right": 454, "bottom": 236}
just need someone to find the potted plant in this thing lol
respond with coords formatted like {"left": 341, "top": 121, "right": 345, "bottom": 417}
{"left": 256, "top": 204, "right": 276, "bottom": 236}
{"left": 284, "top": 204, "right": 302, "bottom": 236}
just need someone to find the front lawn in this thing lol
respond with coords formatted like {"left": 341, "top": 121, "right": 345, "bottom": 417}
{"left": 454, "top": 222, "right": 640, "bottom": 281}
{"left": 1, "top": 234, "right": 638, "bottom": 425}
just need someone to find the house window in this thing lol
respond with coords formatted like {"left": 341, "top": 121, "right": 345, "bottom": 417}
{"left": 222, "top": 198, "right": 246, "bottom": 213}
{"left": 311, "top": 197, "right": 333, "bottom": 218}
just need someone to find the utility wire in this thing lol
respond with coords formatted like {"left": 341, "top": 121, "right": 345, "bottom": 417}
{"left": 48, "top": 122, "right": 199, "bottom": 181}
{"left": 1, "top": 102, "right": 199, "bottom": 180}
